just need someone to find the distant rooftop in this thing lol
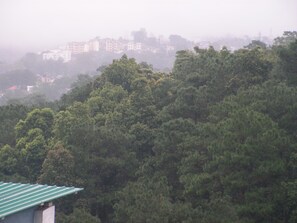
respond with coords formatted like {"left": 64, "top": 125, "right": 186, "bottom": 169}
{"left": 0, "top": 182, "right": 83, "bottom": 219}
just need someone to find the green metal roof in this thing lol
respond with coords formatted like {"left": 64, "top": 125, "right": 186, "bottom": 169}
{"left": 0, "top": 182, "right": 83, "bottom": 219}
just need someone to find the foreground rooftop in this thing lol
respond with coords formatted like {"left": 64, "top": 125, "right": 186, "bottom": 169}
{"left": 0, "top": 181, "right": 83, "bottom": 219}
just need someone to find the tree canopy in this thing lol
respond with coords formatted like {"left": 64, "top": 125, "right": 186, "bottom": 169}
{"left": 1, "top": 31, "right": 297, "bottom": 223}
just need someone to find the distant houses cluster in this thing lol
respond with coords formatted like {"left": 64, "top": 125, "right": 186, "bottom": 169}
{"left": 42, "top": 37, "right": 174, "bottom": 63}
{"left": 0, "top": 74, "right": 59, "bottom": 98}
{"left": 39, "top": 34, "right": 275, "bottom": 66}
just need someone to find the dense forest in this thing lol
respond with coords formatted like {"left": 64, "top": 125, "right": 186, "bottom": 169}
{"left": 0, "top": 31, "right": 297, "bottom": 223}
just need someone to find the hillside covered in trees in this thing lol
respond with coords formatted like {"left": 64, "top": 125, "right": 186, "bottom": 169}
{"left": 0, "top": 32, "right": 297, "bottom": 223}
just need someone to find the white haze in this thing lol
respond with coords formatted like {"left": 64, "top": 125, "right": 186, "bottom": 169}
{"left": 0, "top": 0, "right": 297, "bottom": 50}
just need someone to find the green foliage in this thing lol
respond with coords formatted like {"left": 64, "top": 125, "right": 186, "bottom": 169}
{"left": 59, "top": 75, "right": 95, "bottom": 108}
{"left": 57, "top": 208, "right": 101, "bottom": 223}
{"left": 53, "top": 102, "right": 94, "bottom": 147}
{"left": 245, "top": 40, "right": 267, "bottom": 50}
{"left": 181, "top": 109, "right": 294, "bottom": 222}
{"left": 164, "top": 86, "right": 209, "bottom": 122}
{"left": 274, "top": 31, "right": 297, "bottom": 46}
{"left": 38, "top": 143, "right": 76, "bottom": 186}
{"left": 0, "top": 104, "right": 29, "bottom": 147}
{"left": 231, "top": 48, "right": 272, "bottom": 88}
{"left": 1, "top": 37, "right": 297, "bottom": 223}
{"left": 16, "top": 128, "right": 47, "bottom": 181}
{"left": 15, "top": 108, "right": 54, "bottom": 139}
{"left": 102, "top": 55, "right": 139, "bottom": 92}
{"left": 114, "top": 177, "right": 172, "bottom": 223}
{"left": 0, "top": 145, "right": 19, "bottom": 175}
{"left": 88, "top": 83, "right": 128, "bottom": 115}
{"left": 210, "top": 80, "right": 297, "bottom": 136}
{"left": 129, "top": 122, "right": 155, "bottom": 160}
{"left": 277, "top": 40, "right": 297, "bottom": 85}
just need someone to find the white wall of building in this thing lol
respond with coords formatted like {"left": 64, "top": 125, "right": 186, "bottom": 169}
{"left": 34, "top": 205, "right": 55, "bottom": 223}
{"left": 42, "top": 50, "right": 71, "bottom": 63}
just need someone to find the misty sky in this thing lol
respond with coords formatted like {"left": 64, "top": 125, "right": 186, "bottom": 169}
{"left": 1, "top": 0, "right": 297, "bottom": 50}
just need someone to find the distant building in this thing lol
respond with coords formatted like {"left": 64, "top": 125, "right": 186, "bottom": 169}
{"left": 67, "top": 42, "right": 86, "bottom": 54}
{"left": 127, "top": 42, "right": 134, "bottom": 51}
{"left": 135, "top": 42, "right": 142, "bottom": 50}
{"left": 42, "top": 50, "right": 71, "bottom": 62}
{"left": 84, "top": 43, "right": 90, "bottom": 52}
{"left": 38, "top": 74, "right": 55, "bottom": 84}
{"left": 100, "top": 38, "right": 123, "bottom": 52}
{"left": 104, "top": 39, "right": 114, "bottom": 52}
{"left": 44, "top": 34, "right": 171, "bottom": 59}
{"left": 67, "top": 40, "right": 100, "bottom": 54}
{"left": 0, "top": 181, "right": 83, "bottom": 223}
{"left": 127, "top": 42, "right": 142, "bottom": 51}
{"left": 88, "top": 39, "right": 100, "bottom": 51}
{"left": 145, "top": 46, "right": 158, "bottom": 53}
{"left": 26, "top": 85, "right": 34, "bottom": 93}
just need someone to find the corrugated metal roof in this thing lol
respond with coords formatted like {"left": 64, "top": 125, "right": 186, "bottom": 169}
{"left": 0, "top": 182, "right": 83, "bottom": 219}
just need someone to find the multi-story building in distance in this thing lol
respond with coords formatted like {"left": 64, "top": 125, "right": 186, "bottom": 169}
{"left": 67, "top": 42, "right": 86, "bottom": 54}
{"left": 127, "top": 42, "right": 142, "bottom": 51}
{"left": 42, "top": 49, "right": 71, "bottom": 62}
{"left": 88, "top": 39, "right": 100, "bottom": 51}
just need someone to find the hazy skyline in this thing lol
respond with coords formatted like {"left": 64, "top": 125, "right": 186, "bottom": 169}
{"left": 1, "top": 0, "right": 297, "bottom": 50}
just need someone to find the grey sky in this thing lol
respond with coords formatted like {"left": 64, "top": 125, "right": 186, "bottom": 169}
{"left": 0, "top": 0, "right": 296, "bottom": 50}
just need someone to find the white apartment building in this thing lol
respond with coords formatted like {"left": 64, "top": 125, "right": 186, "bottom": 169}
{"left": 88, "top": 39, "right": 100, "bottom": 51}
{"left": 67, "top": 42, "right": 86, "bottom": 54}
{"left": 104, "top": 39, "right": 114, "bottom": 52}
{"left": 42, "top": 50, "right": 71, "bottom": 63}
{"left": 127, "top": 42, "right": 142, "bottom": 51}
{"left": 67, "top": 40, "right": 99, "bottom": 54}
{"left": 135, "top": 42, "right": 142, "bottom": 50}
{"left": 100, "top": 39, "right": 124, "bottom": 52}
{"left": 84, "top": 43, "right": 90, "bottom": 52}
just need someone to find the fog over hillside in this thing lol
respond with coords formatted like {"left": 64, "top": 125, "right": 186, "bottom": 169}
{"left": 0, "top": 0, "right": 296, "bottom": 103}
{"left": 1, "top": 0, "right": 296, "bottom": 50}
